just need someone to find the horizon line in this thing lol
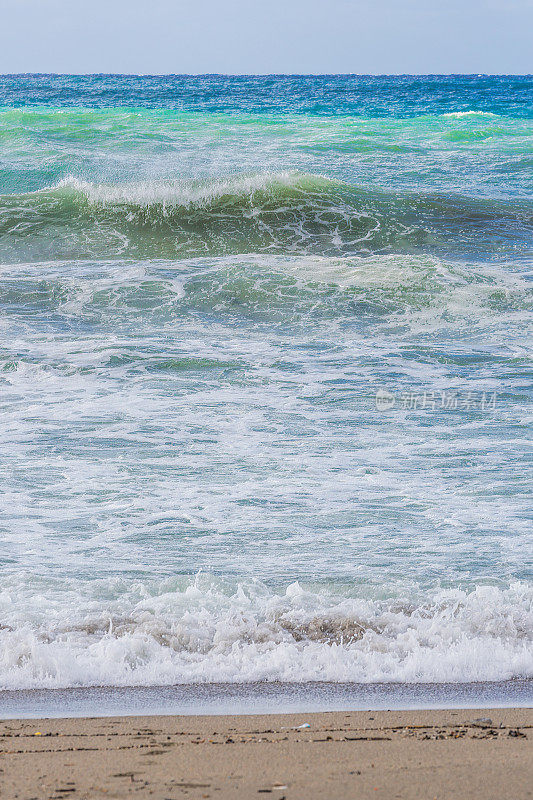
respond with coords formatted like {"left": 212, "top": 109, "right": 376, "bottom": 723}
{"left": 1, "top": 72, "right": 532, "bottom": 78}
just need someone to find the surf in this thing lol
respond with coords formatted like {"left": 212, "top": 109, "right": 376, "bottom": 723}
{"left": 1, "top": 172, "right": 532, "bottom": 263}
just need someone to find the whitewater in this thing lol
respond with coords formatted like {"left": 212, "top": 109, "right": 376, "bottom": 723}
{"left": 0, "top": 74, "right": 531, "bottom": 694}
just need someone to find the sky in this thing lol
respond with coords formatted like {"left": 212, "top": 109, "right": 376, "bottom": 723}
{"left": 1, "top": 0, "right": 532, "bottom": 75}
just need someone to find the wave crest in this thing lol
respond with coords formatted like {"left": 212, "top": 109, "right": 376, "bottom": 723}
{"left": 1, "top": 172, "right": 531, "bottom": 262}
{"left": 53, "top": 172, "right": 335, "bottom": 210}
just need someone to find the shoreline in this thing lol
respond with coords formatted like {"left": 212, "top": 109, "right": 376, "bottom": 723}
{"left": 1, "top": 679, "right": 531, "bottom": 720}
{"left": 1, "top": 708, "right": 531, "bottom": 799}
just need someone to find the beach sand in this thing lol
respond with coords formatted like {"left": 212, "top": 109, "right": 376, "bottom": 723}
{"left": 0, "top": 709, "right": 531, "bottom": 799}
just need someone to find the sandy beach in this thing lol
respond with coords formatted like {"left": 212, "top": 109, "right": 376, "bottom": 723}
{"left": 1, "top": 708, "right": 531, "bottom": 800}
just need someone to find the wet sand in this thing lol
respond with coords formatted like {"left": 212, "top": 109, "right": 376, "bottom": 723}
{"left": 1, "top": 709, "right": 531, "bottom": 800}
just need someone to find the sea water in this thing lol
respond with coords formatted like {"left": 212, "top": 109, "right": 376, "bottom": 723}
{"left": 0, "top": 75, "right": 531, "bottom": 694}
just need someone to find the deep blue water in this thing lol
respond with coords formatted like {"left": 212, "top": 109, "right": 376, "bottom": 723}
{"left": 1, "top": 74, "right": 532, "bottom": 117}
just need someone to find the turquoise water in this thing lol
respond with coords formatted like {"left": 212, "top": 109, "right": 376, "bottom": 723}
{"left": 0, "top": 75, "right": 531, "bottom": 690}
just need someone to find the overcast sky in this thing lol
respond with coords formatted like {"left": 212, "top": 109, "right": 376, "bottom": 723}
{"left": 2, "top": 0, "right": 532, "bottom": 74}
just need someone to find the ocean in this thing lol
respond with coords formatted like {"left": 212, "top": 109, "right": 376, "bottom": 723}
{"left": 0, "top": 75, "right": 531, "bottom": 703}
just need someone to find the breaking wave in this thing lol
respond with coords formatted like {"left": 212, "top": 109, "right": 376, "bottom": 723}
{"left": 0, "top": 577, "right": 531, "bottom": 689}
{"left": 1, "top": 172, "right": 531, "bottom": 263}
{"left": 442, "top": 110, "right": 501, "bottom": 119}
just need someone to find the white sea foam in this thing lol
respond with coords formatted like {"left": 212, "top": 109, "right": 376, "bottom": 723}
{"left": 0, "top": 577, "right": 531, "bottom": 689}
{"left": 442, "top": 110, "right": 500, "bottom": 118}
{"left": 49, "top": 172, "right": 323, "bottom": 209}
